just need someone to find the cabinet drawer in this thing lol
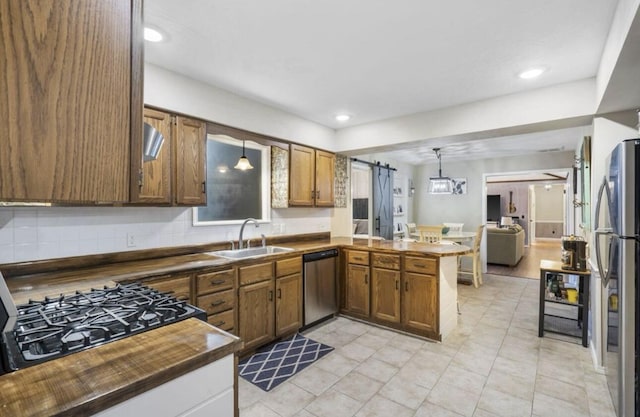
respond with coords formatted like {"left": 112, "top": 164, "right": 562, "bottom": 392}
{"left": 372, "top": 253, "right": 400, "bottom": 270}
{"left": 198, "top": 289, "right": 235, "bottom": 315}
{"left": 239, "top": 262, "right": 273, "bottom": 286}
{"left": 146, "top": 275, "right": 191, "bottom": 301}
{"left": 347, "top": 250, "right": 369, "bottom": 265}
{"left": 197, "top": 269, "right": 235, "bottom": 295}
{"left": 405, "top": 256, "right": 437, "bottom": 275}
{"left": 207, "top": 310, "right": 235, "bottom": 332}
{"left": 276, "top": 256, "right": 302, "bottom": 277}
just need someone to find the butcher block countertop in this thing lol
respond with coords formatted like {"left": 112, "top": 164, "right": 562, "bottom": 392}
{"left": 5, "top": 235, "right": 470, "bottom": 302}
{"left": 0, "top": 318, "right": 241, "bottom": 417}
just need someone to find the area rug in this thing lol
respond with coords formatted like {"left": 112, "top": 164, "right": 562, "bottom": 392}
{"left": 238, "top": 333, "right": 333, "bottom": 391}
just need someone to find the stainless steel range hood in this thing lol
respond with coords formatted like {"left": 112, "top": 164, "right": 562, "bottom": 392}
{"left": 143, "top": 122, "right": 165, "bottom": 162}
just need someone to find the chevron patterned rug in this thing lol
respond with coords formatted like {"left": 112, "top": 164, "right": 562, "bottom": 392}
{"left": 238, "top": 333, "right": 334, "bottom": 391}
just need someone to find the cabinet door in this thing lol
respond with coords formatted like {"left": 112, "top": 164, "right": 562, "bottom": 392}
{"left": 346, "top": 264, "right": 370, "bottom": 317}
{"left": 275, "top": 273, "right": 302, "bottom": 336}
{"left": 0, "top": 0, "right": 140, "bottom": 203}
{"left": 289, "top": 144, "right": 315, "bottom": 206}
{"left": 132, "top": 108, "right": 172, "bottom": 203}
{"left": 371, "top": 268, "right": 401, "bottom": 323}
{"left": 174, "top": 116, "right": 206, "bottom": 205}
{"left": 239, "top": 280, "right": 275, "bottom": 350}
{"left": 402, "top": 272, "right": 438, "bottom": 334}
{"left": 315, "top": 150, "right": 335, "bottom": 207}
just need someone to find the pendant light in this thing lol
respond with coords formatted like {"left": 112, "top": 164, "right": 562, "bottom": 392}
{"left": 234, "top": 140, "right": 253, "bottom": 170}
{"left": 428, "top": 148, "right": 452, "bottom": 194}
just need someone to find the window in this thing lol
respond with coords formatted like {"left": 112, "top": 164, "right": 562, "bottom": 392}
{"left": 193, "top": 134, "right": 270, "bottom": 225}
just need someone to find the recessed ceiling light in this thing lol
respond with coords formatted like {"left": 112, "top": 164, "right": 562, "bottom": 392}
{"left": 144, "top": 27, "right": 164, "bottom": 42}
{"left": 335, "top": 114, "right": 351, "bottom": 122}
{"left": 519, "top": 68, "right": 546, "bottom": 79}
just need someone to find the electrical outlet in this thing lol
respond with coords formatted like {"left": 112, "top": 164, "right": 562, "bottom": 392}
{"left": 127, "top": 233, "right": 136, "bottom": 247}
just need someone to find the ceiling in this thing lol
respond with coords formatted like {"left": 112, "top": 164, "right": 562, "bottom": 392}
{"left": 144, "top": 0, "right": 618, "bottom": 159}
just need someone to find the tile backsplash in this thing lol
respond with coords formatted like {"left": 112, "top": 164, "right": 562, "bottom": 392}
{"left": 0, "top": 206, "right": 331, "bottom": 264}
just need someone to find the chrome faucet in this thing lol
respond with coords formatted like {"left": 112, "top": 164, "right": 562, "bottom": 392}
{"left": 238, "top": 218, "right": 259, "bottom": 249}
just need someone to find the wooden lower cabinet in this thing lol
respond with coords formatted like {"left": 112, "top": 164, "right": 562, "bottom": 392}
{"left": 371, "top": 267, "right": 400, "bottom": 323}
{"left": 346, "top": 264, "right": 370, "bottom": 317}
{"left": 275, "top": 273, "right": 302, "bottom": 336}
{"left": 402, "top": 272, "right": 438, "bottom": 334}
{"left": 238, "top": 280, "right": 275, "bottom": 351}
{"left": 144, "top": 274, "right": 192, "bottom": 303}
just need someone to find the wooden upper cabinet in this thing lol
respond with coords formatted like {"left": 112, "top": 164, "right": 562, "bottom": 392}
{"left": 315, "top": 150, "right": 335, "bottom": 206}
{"left": 289, "top": 144, "right": 315, "bottom": 206}
{"left": 132, "top": 108, "right": 172, "bottom": 203}
{"left": 131, "top": 109, "right": 206, "bottom": 206}
{"left": 174, "top": 116, "right": 206, "bottom": 205}
{"left": 0, "top": 0, "right": 142, "bottom": 203}
{"left": 289, "top": 144, "right": 335, "bottom": 207}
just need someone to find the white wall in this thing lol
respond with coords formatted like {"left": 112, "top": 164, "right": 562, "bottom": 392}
{"left": 145, "top": 64, "right": 336, "bottom": 150}
{"left": 335, "top": 79, "right": 596, "bottom": 154}
{"left": 414, "top": 151, "right": 575, "bottom": 230}
{"left": 534, "top": 184, "right": 565, "bottom": 221}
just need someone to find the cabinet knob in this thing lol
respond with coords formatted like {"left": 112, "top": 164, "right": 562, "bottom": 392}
{"left": 269, "top": 290, "right": 274, "bottom": 301}
{"left": 201, "top": 181, "right": 206, "bottom": 194}
{"left": 395, "top": 280, "right": 399, "bottom": 290}
{"left": 405, "top": 282, "right": 409, "bottom": 292}
{"left": 277, "top": 288, "right": 282, "bottom": 299}
{"left": 364, "top": 273, "right": 368, "bottom": 284}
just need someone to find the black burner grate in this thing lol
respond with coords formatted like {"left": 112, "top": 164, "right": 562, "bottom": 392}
{"left": 2, "top": 283, "right": 205, "bottom": 371}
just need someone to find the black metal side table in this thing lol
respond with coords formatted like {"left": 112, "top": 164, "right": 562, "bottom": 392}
{"left": 538, "top": 259, "right": 591, "bottom": 347}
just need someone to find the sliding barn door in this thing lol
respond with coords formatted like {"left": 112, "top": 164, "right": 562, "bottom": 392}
{"left": 372, "top": 166, "right": 393, "bottom": 240}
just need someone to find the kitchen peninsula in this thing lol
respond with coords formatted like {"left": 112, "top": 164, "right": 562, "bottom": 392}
{"left": 0, "top": 233, "right": 468, "bottom": 416}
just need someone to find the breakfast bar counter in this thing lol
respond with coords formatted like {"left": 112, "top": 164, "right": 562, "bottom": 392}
{"left": 0, "top": 318, "right": 241, "bottom": 417}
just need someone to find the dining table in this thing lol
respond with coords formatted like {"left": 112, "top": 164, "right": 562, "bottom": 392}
{"left": 410, "top": 230, "right": 476, "bottom": 243}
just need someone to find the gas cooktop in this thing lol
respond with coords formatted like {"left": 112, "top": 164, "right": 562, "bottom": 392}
{"left": 0, "top": 277, "right": 206, "bottom": 374}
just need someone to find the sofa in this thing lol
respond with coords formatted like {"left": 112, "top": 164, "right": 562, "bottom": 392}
{"left": 486, "top": 224, "right": 525, "bottom": 266}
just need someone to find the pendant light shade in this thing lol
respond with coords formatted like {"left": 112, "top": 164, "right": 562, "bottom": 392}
{"left": 428, "top": 148, "right": 452, "bottom": 194}
{"left": 234, "top": 140, "right": 254, "bottom": 170}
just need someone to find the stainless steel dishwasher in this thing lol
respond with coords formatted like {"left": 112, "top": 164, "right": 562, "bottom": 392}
{"left": 303, "top": 249, "right": 338, "bottom": 327}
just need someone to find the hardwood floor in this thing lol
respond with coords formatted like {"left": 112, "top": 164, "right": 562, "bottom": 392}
{"left": 486, "top": 240, "right": 561, "bottom": 279}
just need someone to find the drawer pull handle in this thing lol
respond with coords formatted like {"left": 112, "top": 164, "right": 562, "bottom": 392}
{"left": 353, "top": 257, "right": 363, "bottom": 261}
{"left": 277, "top": 288, "right": 282, "bottom": 299}
{"left": 364, "top": 273, "right": 368, "bottom": 284}
{"left": 269, "top": 290, "right": 273, "bottom": 301}
{"left": 414, "top": 263, "right": 426, "bottom": 268}
{"left": 211, "top": 300, "right": 226, "bottom": 307}
{"left": 395, "top": 280, "right": 399, "bottom": 290}
{"left": 214, "top": 321, "right": 226, "bottom": 327}
{"left": 405, "top": 282, "right": 409, "bottom": 292}
{"left": 211, "top": 279, "right": 226, "bottom": 285}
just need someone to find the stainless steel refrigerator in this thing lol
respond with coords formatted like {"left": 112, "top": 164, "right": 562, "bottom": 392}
{"left": 595, "top": 138, "right": 640, "bottom": 417}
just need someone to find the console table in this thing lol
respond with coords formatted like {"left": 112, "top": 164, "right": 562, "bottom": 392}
{"left": 538, "top": 260, "right": 590, "bottom": 347}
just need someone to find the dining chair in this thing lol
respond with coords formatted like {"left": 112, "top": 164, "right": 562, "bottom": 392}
{"left": 443, "top": 222, "right": 464, "bottom": 232}
{"left": 458, "top": 224, "right": 485, "bottom": 288}
{"left": 416, "top": 225, "right": 442, "bottom": 243}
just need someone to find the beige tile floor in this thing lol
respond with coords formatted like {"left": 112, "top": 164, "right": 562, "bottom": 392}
{"left": 239, "top": 274, "right": 615, "bottom": 417}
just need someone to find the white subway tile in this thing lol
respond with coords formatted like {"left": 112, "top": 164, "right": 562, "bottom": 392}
{"left": 14, "top": 227, "right": 37, "bottom": 244}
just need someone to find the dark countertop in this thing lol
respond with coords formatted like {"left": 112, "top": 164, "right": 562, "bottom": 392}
{"left": 6, "top": 236, "right": 470, "bottom": 303}
{"left": 0, "top": 318, "right": 241, "bottom": 417}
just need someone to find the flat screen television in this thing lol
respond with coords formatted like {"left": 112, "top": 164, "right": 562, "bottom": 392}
{"left": 487, "top": 194, "right": 501, "bottom": 221}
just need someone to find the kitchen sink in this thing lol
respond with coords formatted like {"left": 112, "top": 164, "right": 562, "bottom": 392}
{"left": 209, "top": 246, "right": 294, "bottom": 259}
